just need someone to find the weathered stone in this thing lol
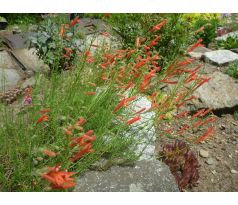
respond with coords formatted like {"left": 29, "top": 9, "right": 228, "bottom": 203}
{"left": 193, "top": 71, "right": 238, "bottom": 110}
{"left": 74, "top": 160, "right": 179, "bottom": 192}
{"left": 202, "top": 50, "right": 238, "bottom": 66}
{"left": 231, "top": 169, "right": 238, "bottom": 174}
{"left": 215, "top": 31, "right": 238, "bottom": 41}
{"left": 128, "top": 96, "right": 156, "bottom": 161}
{"left": 188, "top": 46, "right": 212, "bottom": 59}
{"left": 0, "top": 68, "right": 21, "bottom": 90}
{"left": 199, "top": 149, "right": 209, "bottom": 158}
{"left": 0, "top": 50, "right": 19, "bottom": 69}
{"left": 11, "top": 48, "right": 49, "bottom": 72}
{"left": 231, "top": 48, "right": 238, "bottom": 54}
{"left": 206, "top": 158, "right": 215, "bottom": 165}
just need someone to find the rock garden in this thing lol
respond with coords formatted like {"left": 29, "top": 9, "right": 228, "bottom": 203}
{"left": 0, "top": 13, "right": 238, "bottom": 192}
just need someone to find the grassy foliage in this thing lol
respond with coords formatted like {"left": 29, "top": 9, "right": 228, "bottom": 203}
{"left": 0, "top": 14, "right": 216, "bottom": 191}
{"left": 225, "top": 60, "right": 238, "bottom": 78}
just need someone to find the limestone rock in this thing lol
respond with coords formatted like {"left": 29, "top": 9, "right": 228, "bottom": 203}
{"left": 74, "top": 160, "right": 179, "bottom": 192}
{"left": 199, "top": 149, "right": 209, "bottom": 158}
{"left": 0, "top": 68, "right": 21, "bottom": 90}
{"left": 0, "top": 50, "right": 19, "bottom": 69}
{"left": 202, "top": 50, "right": 238, "bottom": 66}
{"left": 11, "top": 48, "right": 49, "bottom": 72}
{"left": 193, "top": 71, "right": 238, "bottom": 110}
{"left": 188, "top": 46, "right": 211, "bottom": 59}
{"left": 215, "top": 31, "right": 238, "bottom": 41}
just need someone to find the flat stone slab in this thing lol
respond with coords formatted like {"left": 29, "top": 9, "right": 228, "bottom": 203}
{"left": 188, "top": 46, "right": 211, "bottom": 59}
{"left": 0, "top": 50, "right": 20, "bottom": 69}
{"left": 202, "top": 50, "right": 238, "bottom": 66}
{"left": 0, "top": 68, "right": 21, "bottom": 90}
{"left": 11, "top": 48, "right": 49, "bottom": 72}
{"left": 193, "top": 71, "right": 238, "bottom": 110}
{"left": 74, "top": 160, "right": 179, "bottom": 192}
{"left": 215, "top": 31, "right": 238, "bottom": 41}
{"left": 1, "top": 32, "right": 35, "bottom": 49}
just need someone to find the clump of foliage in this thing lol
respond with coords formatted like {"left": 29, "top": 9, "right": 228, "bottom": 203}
{"left": 159, "top": 140, "right": 200, "bottom": 191}
{"left": 29, "top": 14, "right": 80, "bottom": 72}
{"left": 104, "top": 14, "right": 195, "bottom": 68}
{"left": 225, "top": 60, "right": 238, "bottom": 78}
{"left": 0, "top": 16, "right": 214, "bottom": 191}
{"left": 0, "top": 13, "right": 41, "bottom": 31}
{"left": 217, "top": 36, "right": 238, "bottom": 49}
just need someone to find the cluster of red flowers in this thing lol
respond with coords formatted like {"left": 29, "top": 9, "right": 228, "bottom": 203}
{"left": 37, "top": 111, "right": 96, "bottom": 189}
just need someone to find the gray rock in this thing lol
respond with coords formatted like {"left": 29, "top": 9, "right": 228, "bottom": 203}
{"left": 11, "top": 48, "right": 49, "bottom": 72}
{"left": 74, "top": 160, "right": 179, "bottom": 192}
{"left": 188, "top": 46, "right": 212, "bottom": 59}
{"left": 0, "top": 68, "right": 21, "bottom": 90}
{"left": 199, "top": 149, "right": 209, "bottom": 158}
{"left": 206, "top": 158, "right": 215, "bottom": 165}
{"left": 193, "top": 71, "right": 238, "bottom": 110}
{"left": 231, "top": 48, "right": 238, "bottom": 54}
{"left": 0, "top": 50, "right": 20, "bottom": 69}
{"left": 202, "top": 50, "right": 238, "bottom": 66}
{"left": 231, "top": 169, "right": 238, "bottom": 174}
{"left": 215, "top": 31, "right": 238, "bottom": 41}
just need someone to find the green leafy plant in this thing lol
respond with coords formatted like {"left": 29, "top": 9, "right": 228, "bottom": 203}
{"left": 29, "top": 15, "right": 80, "bottom": 72}
{"left": 193, "top": 17, "right": 219, "bottom": 47}
{"left": 217, "top": 36, "right": 238, "bottom": 49}
{"left": 225, "top": 60, "right": 238, "bottom": 78}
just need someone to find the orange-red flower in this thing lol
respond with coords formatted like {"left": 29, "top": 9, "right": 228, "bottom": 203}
{"left": 39, "top": 109, "right": 51, "bottom": 114}
{"left": 42, "top": 164, "right": 76, "bottom": 190}
{"left": 75, "top": 118, "right": 86, "bottom": 126}
{"left": 187, "top": 38, "right": 204, "bottom": 53}
{"left": 59, "top": 25, "right": 65, "bottom": 38}
{"left": 43, "top": 149, "right": 58, "bottom": 157}
{"left": 113, "top": 96, "right": 137, "bottom": 113}
{"left": 127, "top": 115, "right": 141, "bottom": 125}
{"left": 69, "top": 16, "right": 80, "bottom": 27}
{"left": 195, "top": 127, "right": 214, "bottom": 144}
{"left": 36, "top": 115, "right": 49, "bottom": 124}
{"left": 149, "top": 19, "right": 168, "bottom": 32}
{"left": 84, "top": 92, "right": 96, "bottom": 95}
{"left": 71, "top": 143, "right": 94, "bottom": 162}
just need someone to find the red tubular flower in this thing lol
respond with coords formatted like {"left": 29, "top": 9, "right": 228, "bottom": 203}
{"left": 36, "top": 115, "right": 49, "bottom": 124}
{"left": 160, "top": 79, "right": 178, "bottom": 84}
{"left": 124, "top": 82, "right": 135, "bottom": 91}
{"left": 59, "top": 25, "right": 65, "bottom": 38}
{"left": 71, "top": 143, "right": 94, "bottom": 162}
{"left": 75, "top": 118, "right": 86, "bottom": 126}
{"left": 42, "top": 164, "right": 76, "bottom": 190}
{"left": 134, "top": 108, "right": 146, "bottom": 114}
{"left": 175, "top": 111, "right": 189, "bottom": 118}
{"left": 149, "top": 19, "right": 168, "bottom": 32}
{"left": 43, "top": 149, "right": 58, "bottom": 157}
{"left": 201, "top": 117, "right": 217, "bottom": 126}
{"left": 134, "top": 60, "right": 147, "bottom": 69}
{"left": 65, "top": 128, "right": 73, "bottom": 135}
{"left": 113, "top": 96, "right": 137, "bottom": 113}
{"left": 127, "top": 115, "right": 141, "bottom": 125}
{"left": 39, "top": 109, "right": 51, "bottom": 114}
{"left": 187, "top": 38, "right": 204, "bottom": 53}
{"left": 84, "top": 92, "right": 96, "bottom": 95}
{"left": 126, "top": 49, "right": 135, "bottom": 58}
{"left": 192, "top": 109, "right": 206, "bottom": 118}
{"left": 85, "top": 50, "right": 90, "bottom": 58}
{"left": 69, "top": 16, "right": 80, "bottom": 27}
{"left": 195, "top": 127, "right": 214, "bottom": 144}
{"left": 192, "top": 119, "right": 203, "bottom": 128}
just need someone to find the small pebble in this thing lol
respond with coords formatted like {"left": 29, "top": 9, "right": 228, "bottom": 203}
{"left": 206, "top": 158, "right": 214, "bottom": 165}
{"left": 231, "top": 169, "right": 238, "bottom": 174}
{"left": 199, "top": 149, "right": 209, "bottom": 158}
